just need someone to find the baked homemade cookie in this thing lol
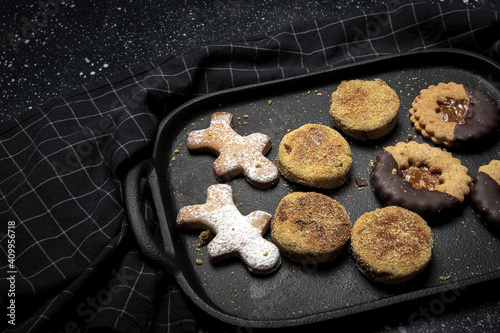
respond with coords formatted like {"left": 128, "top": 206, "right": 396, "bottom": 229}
{"left": 177, "top": 184, "right": 281, "bottom": 274}
{"left": 351, "top": 206, "right": 434, "bottom": 284}
{"left": 410, "top": 82, "right": 500, "bottom": 147}
{"left": 471, "top": 160, "right": 500, "bottom": 226}
{"left": 187, "top": 112, "right": 279, "bottom": 189}
{"left": 370, "top": 141, "right": 471, "bottom": 218}
{"left": 277, "top": 124, "right": 352, "bottom": 189}
{"left": 271, "top": 192, "right": 351, "bottom": 264}
{"left": 329, "top": 79, "right": 400, "bottom": 140}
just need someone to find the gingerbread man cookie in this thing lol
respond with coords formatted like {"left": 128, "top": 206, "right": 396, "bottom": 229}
{"left": 187, "top": 112, "right": 279, "bottom": 189}
{"left": 176, "top": 184, "right": 281, "bottom": 274}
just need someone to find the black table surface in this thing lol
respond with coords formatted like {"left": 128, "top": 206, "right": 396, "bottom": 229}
{"left": 2, "top": 1, "right": 500, "bottom": 332}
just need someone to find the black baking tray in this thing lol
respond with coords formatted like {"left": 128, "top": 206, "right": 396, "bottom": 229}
{"left": 124, "top": 49, "right": 500, "bottom": 329}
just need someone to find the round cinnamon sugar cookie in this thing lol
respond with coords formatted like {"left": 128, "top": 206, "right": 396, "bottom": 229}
{"left": 370, "top": 141, "right": 471, "bottom": 219}
{"left": 329, "top": 79, "right": 400, "bottom": 140}
{"left": 277, "top": 124, "right": 352, "bottom": 189}
{"left": 471, "top": 160, "right": 500, "bottom": 226}
{"left": 271, "top": 192, "right": 351, "bottom": 264}
{"left": 410, "top": 82, "right": 500, "bottom": 147}
{"left": 351, "top": 206, "right": 434, "bottom": 284}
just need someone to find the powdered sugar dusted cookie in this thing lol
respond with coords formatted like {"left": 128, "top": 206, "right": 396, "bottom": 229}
{"left": 176, "top": 184, "right": 281, "bottom": 274}
{"left": 187, "top": 112, "right": 279, "bottom": 189}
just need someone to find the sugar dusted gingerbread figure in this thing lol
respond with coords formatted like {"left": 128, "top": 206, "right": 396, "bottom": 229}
{"left": 187, "top": 112, "right": 279, "bottom": 189}
{"left": 176, "top": 184, "right": 281, "bottom": 274}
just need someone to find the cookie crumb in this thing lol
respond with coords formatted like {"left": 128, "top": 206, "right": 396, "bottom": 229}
{"left": 196, "top": 259, "right": 203, "bottom": 265}
{"left": 355, "top": 177, "right": 368, "bottom": 187}
{"left": 198, "top": 230, "right": 213, "bottom": 246}
{"left": 439, "top": 274, "right": 452, "bottom": 281}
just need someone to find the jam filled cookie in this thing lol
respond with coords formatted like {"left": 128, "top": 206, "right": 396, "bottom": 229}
{"left": 329, "top": 79, "right": 400, "bottom": 140}
{"left": 271, "top": 192, "right": 351, "bottom": 264}
{"left": 177, "top": 184, "right": 281, "bottom": 274}
{"left": 187, "top": 112, "right": 279, "bottom": 189}
{"left": 410, "top": 82, "right": 500, "bottom": 147}
{"left": 277, "top": 124, "right": 352, "bottom": 189}
{"left": 351, "top": 206, "right": 433, "bottom": 284}
{"left": 471, "top": 160, "right": 500, "bottom": 226}
{"left": 370, "top": 141, "right": 471, "bottom": 218}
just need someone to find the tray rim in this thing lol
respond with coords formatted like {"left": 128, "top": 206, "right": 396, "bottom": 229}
{"left": 141, "top": 48, "right": 500, "bottom": 329}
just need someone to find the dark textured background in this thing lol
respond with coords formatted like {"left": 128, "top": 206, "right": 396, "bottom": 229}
{"left": 2, "top": 1, "right": 500, "bottom": 332}
{"left": 2, "top": 0, "right": 499, "bottom": 124}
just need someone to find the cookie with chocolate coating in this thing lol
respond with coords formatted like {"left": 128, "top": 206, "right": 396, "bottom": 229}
{"left": 370, "top": 141, "right": 471, "bottom": 219}
{"left": 471, "top": 160, "right": 500, "bottom": 226}
{"left": 410, "top": 82, "right": 500, "bottom": 147}
{"left": 351, "top": 206, "right": 433, "bottom": 284}
{"left": 329, "top": 79, "right": 400, "bottom": 140}
{"left": 277, "top": 124, "right": 352, "bottom": 189}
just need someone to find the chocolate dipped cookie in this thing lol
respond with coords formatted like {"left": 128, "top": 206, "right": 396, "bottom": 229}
{"left": 410, "top": 82, "right": 500, "bottom": 147}
{"left": 471, "top": 160, "right": 500, "bottom": 226}
{"left": 370, "top": 141, "right": 471, "bottom": 219}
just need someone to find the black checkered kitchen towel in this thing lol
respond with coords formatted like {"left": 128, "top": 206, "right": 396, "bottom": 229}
{"left": 1, "top": 2, "right": 499, "bottom": 332}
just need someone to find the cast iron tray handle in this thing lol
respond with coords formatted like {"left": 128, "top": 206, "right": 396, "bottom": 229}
{"left": 124, "top": 159, "right": 249, "bottom": 328}
{"left": 124, "top": 159, "right": 177, "bottom": 276}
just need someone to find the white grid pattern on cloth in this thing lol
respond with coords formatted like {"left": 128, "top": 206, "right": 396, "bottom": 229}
{"left": 1, "top": 3, "right": 499, "bottom": 332}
